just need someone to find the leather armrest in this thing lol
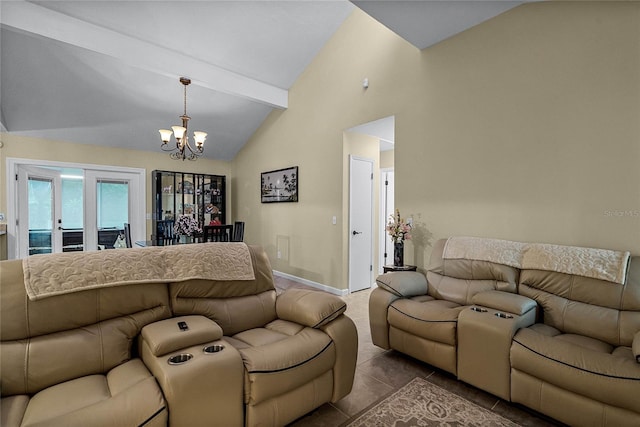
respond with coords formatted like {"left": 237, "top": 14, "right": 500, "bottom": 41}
{"left": 472, "top": 290, "right": 537, "bottom": 315}
{"left": 276, "top": 288, "right": 346, "bottom": 328}
{"left": 141, "top": 315, "right": 223, "bottom": 357}
{"left": 375, "top": 272, "right": 427, "bottom": 297}
{"left": 634, "top": 331, "right": 640, "bottom": 363}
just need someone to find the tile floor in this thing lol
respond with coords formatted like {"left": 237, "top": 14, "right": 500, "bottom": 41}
{"left": 275, "top": 276, "right": 563, "bottom": 427}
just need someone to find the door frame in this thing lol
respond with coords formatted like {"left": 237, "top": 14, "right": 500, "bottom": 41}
{"left": 379, "top": 168, "right": 394, "bottom": 274}
{"left": 348, "top": 155, "right": 374, "bottom": 293}
{"left": 6, "top": 157, "right": 146, "bottom": 259}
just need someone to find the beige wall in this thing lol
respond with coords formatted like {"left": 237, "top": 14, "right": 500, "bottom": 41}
{"left": 0, "top": 133, "right": 232, "bottom": 258}
{"left": 399, "top": 0, "right": 640, "bottom": 267}
{"left": 380, "top": 150, "right": 394, "bottom": 170}
{"left": 234, "top": 1, "right": 640, "bottom": 291}
{"left": 232, "top": 9, "right": 414, "bottom": 290}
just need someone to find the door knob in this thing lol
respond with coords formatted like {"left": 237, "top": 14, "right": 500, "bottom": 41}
{"left": 352, "top": 230, "right": 362, "bottom": 235}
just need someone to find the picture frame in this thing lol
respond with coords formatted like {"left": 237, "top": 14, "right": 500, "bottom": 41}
{"left": 261, "top": 166, "right": 298, "bottom": 203}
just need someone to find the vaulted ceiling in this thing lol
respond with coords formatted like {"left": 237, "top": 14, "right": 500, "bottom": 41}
{"left": 0, "top": 1, "right": 531, "bottom": 160}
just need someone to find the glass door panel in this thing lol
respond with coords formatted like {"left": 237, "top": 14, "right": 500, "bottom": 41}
{"left": 17, "top": 166, "right": 62, "bottom": 257}
{"left": 27, "top": 177, "right": 54, "bottom": 255}
{"left": 61, "top": 174, "right": 84, "bottom": 252}
{"left": 96, "top": 179, "right": 129, "bottom": 249}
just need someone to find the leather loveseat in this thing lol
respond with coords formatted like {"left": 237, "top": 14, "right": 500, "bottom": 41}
{"left": 1, "top": 243, "right": 357, "bottom": 427}
{"left": 370, "top": 237, "right": 640, "bottom": 426}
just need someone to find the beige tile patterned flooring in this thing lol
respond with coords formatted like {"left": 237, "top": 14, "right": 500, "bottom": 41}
{"left": 275, "top": 276, "right": 563, "bottom": 427}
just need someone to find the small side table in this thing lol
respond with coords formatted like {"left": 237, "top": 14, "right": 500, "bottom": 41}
{"left": 383, "top": 265, "right": 417, "bottom": 273}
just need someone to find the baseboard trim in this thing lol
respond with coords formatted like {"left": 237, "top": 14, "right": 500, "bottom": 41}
{"left": 272, "top": 270, "right": 349, "bottom": 296}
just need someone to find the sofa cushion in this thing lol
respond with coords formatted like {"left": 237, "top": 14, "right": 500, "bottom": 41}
{"left": 15, "top": 359, "right": 167, "bottom": 427}
{"left": 2, "top": 308, "right": 169, "bottom": 397}
{"left": 519, "top": 261, "right": 640, "bottom": 347}
{"left": 426, "top": 272, "right": 515, "bottom": 306}
{"left": 171, "top": 290, "right": 278, "bottom": 336}
{"left": 511, "top": 327, "right": 640, "bottom": 414}
{"left": 231, "top": 322, "right": 335, "bottom": 405}
{"left": 276, "top": 289, "right": 347, "bottom": 328}
{"left": 1, "top": 395, "right": 29, "bottom": 426}
{"left": 428, "top": 238, "right": 520, "bottom": 293}
{"left": 375, "top": 272, "right": 428, "bottom": 297}
{"left": 388, "top": 299, "right": 464, "bottom": 345}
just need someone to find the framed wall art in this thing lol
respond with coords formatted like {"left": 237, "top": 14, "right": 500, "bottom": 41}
{"left": 261, "top": 166, "right": 298, "bottom": 203}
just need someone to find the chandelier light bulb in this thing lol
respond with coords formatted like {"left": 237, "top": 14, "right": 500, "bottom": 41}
{"left": 172, "top": 125, "right": 186, "bottom": 142}
{"left": 159, "top": 129, "right": 172, "bottom": 144}
{"left": 194, "top": 131, "right": 207, "bottom": 148}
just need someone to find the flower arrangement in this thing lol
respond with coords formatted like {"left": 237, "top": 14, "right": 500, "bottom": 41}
{"left": 174, "top": 214, "right": 202, "bottom": 236}
{"left": 386, "top": 209, "right": 412, "bottom": 243}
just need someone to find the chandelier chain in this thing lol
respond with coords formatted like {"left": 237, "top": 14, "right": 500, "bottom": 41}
{"left": 183, "top": 83, "right": 188, "bottom": 116}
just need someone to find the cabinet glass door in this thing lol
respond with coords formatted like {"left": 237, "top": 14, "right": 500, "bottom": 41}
{"left": 153, "top": 170, "right": 226, "bottom": 240}
{"left": 157, "top": 172, "right": 174, "bottom": 221}
{"left": 199, "top": 175, "right": 223, "bottom": 226}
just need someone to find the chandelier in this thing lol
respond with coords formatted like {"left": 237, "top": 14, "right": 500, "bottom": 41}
{"left": 159, "top": 77, "right": 207, "bottom": 161}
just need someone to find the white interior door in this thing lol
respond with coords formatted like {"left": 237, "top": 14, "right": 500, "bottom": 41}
{"left": 349, "top": 156, "right": 373, "bottom": 293}
{"left": 17, "top": 165, "right": 63, "bottom": 258}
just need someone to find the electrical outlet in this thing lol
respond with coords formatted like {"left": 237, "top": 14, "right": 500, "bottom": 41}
{"left": 277, "top": 251, "right": 282, "bottom": 259}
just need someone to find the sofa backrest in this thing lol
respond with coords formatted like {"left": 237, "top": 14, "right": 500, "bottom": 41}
{"left": 170, "top": 245, "right": 278, "bottom": 335}
{"left": 427, "top": 238, "right": 519, "bottom": 305}
{"left": 0, "top": 258, "right": 171, "bottom": 397}
{"left": 519, "top": 255, "right": 640, "bottom": 347}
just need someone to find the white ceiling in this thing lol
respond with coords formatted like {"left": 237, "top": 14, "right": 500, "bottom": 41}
{"left": 0, "top": 1, "right": 529, "bottom": 161}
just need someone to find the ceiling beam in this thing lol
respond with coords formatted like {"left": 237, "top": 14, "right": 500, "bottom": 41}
{"left": 0, "top": 0, "right": 288, "bottom": 109}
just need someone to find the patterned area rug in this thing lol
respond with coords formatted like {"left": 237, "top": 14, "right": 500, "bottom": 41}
{"left": 346, "top": 377, "right": 520, "bottom": 426}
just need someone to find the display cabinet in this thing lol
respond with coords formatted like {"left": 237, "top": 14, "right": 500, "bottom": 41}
{"left": 152, "top": 170, "right": 226, "bottom": 238}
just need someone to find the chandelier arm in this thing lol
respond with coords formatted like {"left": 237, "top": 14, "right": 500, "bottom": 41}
{"left": 161, "top": 143, "right": 178, "bottom": 152}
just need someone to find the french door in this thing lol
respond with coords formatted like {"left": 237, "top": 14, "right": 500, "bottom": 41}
{"left": 9, "top": 159, "right": 145, "bottom": 259}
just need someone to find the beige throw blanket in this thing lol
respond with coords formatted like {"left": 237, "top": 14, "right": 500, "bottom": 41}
{"left": 442, "top": 237, "right": 526, "bottom": 269}
{"left": 23, "top": 242, "right": 255, "bottom": 301}
{"left": 443, "top": 236, "right": 630, "bottom": 284}
{"left": 521, "top": 243, "right": 630, "bottom": 285}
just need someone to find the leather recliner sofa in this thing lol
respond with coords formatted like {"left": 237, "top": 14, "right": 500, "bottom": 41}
{"left": 370, "top": 237, "right": 640, "bottom": 427}
{"left": 0, "top": 243, "right": 358, "bottom": 427}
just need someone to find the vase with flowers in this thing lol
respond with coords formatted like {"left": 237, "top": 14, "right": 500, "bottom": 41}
{"left": 386, "top": 209, "right": 412, "bottom": 266}
{"left": 174, "top": 215, "right": 202, "bottom": 243}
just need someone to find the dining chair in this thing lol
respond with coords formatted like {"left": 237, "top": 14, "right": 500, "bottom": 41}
{"left": 156, "top": 220, "right": 175, "bottom": 245}
{"left": 203, "top": 225, "right": 233, "bottom": 242}
{"left": 123, "top": 223, "right": 132, "bottom": 248}
{"left": 232, "top": 221, "right": 245, "bottom": 242}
